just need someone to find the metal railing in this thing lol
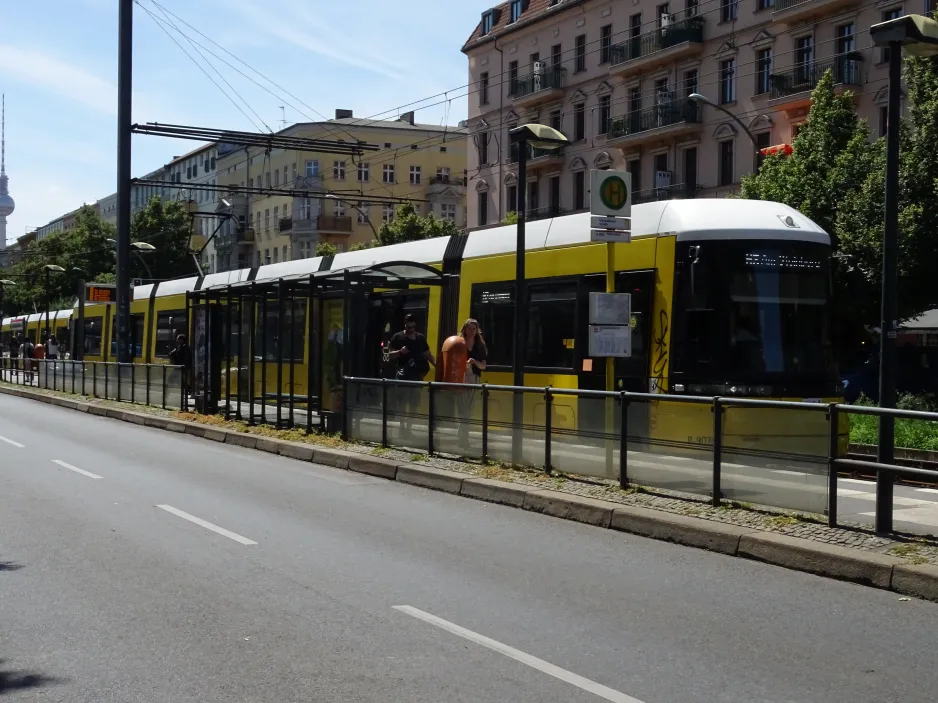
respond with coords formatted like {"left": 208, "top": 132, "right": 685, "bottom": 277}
{"left": 0, "top": 357, "right": 186, "bottom": 411}
{"left": 512, "top": 66, "right": 566, "bottom": 99}
{"left": 770, "top": 56, "right": 863, "bottom": 100}
{"left": 317, "top": 214, "right": 353, "bottom": 232}
{"left": 344, "top": 376, "right": 938, "bottom": 536}
{"left": 607, "top": 101, "right": 702, "bottom": 140}
{"left": 610, "top": 18, "right": 704, "bottom": 67}
{"left": 632, "top": 183, "right": 701, "bottom": 204}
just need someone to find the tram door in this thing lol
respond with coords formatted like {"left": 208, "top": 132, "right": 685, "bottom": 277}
{"left": 362, "top": 290, "right": 430, "bottom": 378}
{"left": 577, "top": 270, "right": 654, "bottom": 440}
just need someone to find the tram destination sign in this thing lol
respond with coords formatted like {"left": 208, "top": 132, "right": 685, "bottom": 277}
{"left": 85, "top": 284, "right": 117, "bottom": 304}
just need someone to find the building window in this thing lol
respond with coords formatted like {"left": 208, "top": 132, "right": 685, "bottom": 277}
{"left": 274, "top": 206, "right": 279, "bottom": 227}
{"left": 265, "top": 172, "right": 271, "bottom": 188}
{"left": 575, "top": 35, "right": 586, "bottom": 73}
{"left": 600, "top": 25, "right": 613, "bottom": 64}
{"left": 265, "top": 249, "right": 271, "bottom": 265}
{"left": 719, "top": 59, "right": 736, "bottom": 104}
{"left": 410, "top": 166, "right": 422, "bottom": 185}
{"left": 551, "top": 43, "right": 562, "bottom": 67}
{"left": 528, "top": 180, "right": 539, "bottom": 214}
{"left": 507, "top": 184, "right": 517, "bottom": 213}
{"left": 438, "top": 166, "right": 451, "bottom": 180}
{"left": 510, "top": 0, "right": 523, "bottom": 23}
{"left": 627, "top": 160, "right": 641, "bottom": 194}
{"left": 334, "top": 200, "right": 346, "bottom": 217}
{"left": 441, "top": 203, "right": 457, "bottom": 221}
{"left": 657, "top": 3, "right": 670, "bottom": 26}
{"left": 598, "top": 95, "right": 611, "bottom": 135}
{"left": 358, "top": 163, "right": 370, "bottom": 182}
{"left": 305, "top": 160, "right": 319, "bottom": 177}
{"left": 549, "top": 109, "right": 561, "bottom": 132}
{"left": 548, "top": 175, "right": 561, "bottom": 214}
{"left": 719, "top": 140, "right": 734, "bottom": 186}
{"left": 334, "top": 161, "right": 346, "bottom": 180}
{"left": 567, "top": 103, "right": 583, "bottom": 141}
{"left": 629, "top": 87, "right": 642, "bottom": 114}
{"left": 508, "top": 60, "right": 519, "bottom": 96}
{"left": 477, "top": 192, "right": 488, "bottom": 227}
{"left": 683, "top": 69, "right": 698, "bottom": 97}
{"left": 383, "top": 203, "right": 395, "bottom": 223}
{"left": 273, "top": 169, "right": 280, "bottom": 187}
{"left": 686, "top": 0, "right": 699, "bottom": 16}
{"left": 755, "top": 132, "right": 771, "bottom": 171}
{"left": 757, "top": 0, "right": 773, "bottom": 10}
{"left": 836, "top": 23, "right": 855, "bottom": 55}
{"left": 273, "top": 248, "right": 279, "bottom": 264}
{"left": 795, "top": 36, "right": 814, "bottom": 82}
{"left": 881, "top": 8, "right": 903, "bottom": 62}
{"left": 383, "top": 164, "right": 395, "bottom": 184}
{"left": 481, "top": 10, "right": 495, "bottom": 35}
{"left": 574, "top": 171, "right": 585, "bottom": 210}
{"left": 879, "top": 105, "right": 889, "bottom": 137}
{"left": 720, "top": 0, "right": 737, "bottom": 21}
{"left": 264, "top": 209, "right": 270, "bottom": 230}
{"left": 357, "top": 202, "right": 370, "bottom": 223}
{"left": 478, "top": 132, "right": 489, "bottom": 165}
{"left": 756, "top": 49, "right": 772, "bottom": 95}
{"left": 480, "top": 72, "right": 489, "bottom": 105}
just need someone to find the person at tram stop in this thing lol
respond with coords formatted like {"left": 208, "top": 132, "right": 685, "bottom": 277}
{"left": 460, "top": 317, "right": 488, "bottom": 384}
{"left": 46, "top": 335, "right": 60, "bottom": 360}
{"left": 20, "top": 336, "right": 35, "bottom": 383}
{"left": 169, "top": 334, "right": 193, "bottom": 395}
{"left": 387, "top": 314, "right": 435, "bottom": 381}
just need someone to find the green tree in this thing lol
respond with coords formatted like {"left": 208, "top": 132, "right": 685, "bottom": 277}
{"left": 501, "top": 211, "right": 519, "bottom": 225}
{"left": 374, "top": 202, "right": 462, "bottom": 247}
{"left": 130, "top": 197, "right": 198, "bottom": 280}
{"left": 315, "top": 241, "right": 338, "bottom": 257}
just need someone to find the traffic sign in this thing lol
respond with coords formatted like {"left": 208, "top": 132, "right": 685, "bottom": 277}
{"left": 591, "top": 216, "right": 630, "bottom": 230}
{"left": 590, "top": 169, "right": 632, "bottom": 218}
{"left": 590, "top": 229, "right": 631, "bottom": 243}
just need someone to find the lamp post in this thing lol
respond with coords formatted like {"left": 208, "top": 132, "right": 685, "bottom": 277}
{"left": 325, "top": 194, "right": 379, "bottom": 239}
{"left": 869, "top": 14, "right": 938, "bottom": 534}
{"left": 507, "top": 124, "right": 569, "bottom": 462}
{"left": 43, "top": 264, "right": 65, "bottom": 345}
{"left": 687, "top": 93, "right": 759, "bottom": 148}
{"left": 107, "top": 238, "right": 156, "bottom": 280}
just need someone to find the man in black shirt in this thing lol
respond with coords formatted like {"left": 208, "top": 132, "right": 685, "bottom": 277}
{"left": 387, "top": 314, "right": 435, "bottom": 381}
{"left": 386, "top": 315, "right": 435, "bottom": 440}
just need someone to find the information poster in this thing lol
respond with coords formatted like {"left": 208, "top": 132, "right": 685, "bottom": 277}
{"left": 321, "top": 299, "right": 344, "bottom": 411}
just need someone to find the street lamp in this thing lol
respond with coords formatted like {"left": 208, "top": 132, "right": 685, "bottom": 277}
{"left": 106, "top": 238, "right": 156, "bottom": 279}
{"left": 508, "top": 124, "right": 568, "bottom": 462}
{"left": 687, "top": 93, "right": 759, "bottom": 148}
{"left": 325, "top": 193, "right": 379, "bottom": 239}
{"left": 43, "top": 264, "right": 65, "bottom": 346}
{"left": 869, "top": 13, "right": 938, "bottom": 533}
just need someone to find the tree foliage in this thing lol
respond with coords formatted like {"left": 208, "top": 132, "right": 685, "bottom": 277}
{"left": 315, "top": 241, "right": 338, "bottom": 257}
{"left": 738, "top": 59, "right": 938, "bottom": 355}
{"left": 0, "top": 199, "right": 195, "bottom": 317}
{"left": 374, "top": 202, "right": 462, "bottom": 246}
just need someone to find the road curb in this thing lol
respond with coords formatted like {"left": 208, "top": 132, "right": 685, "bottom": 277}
{"left": 3, "top": 382, "right": 938, "bottom": 600}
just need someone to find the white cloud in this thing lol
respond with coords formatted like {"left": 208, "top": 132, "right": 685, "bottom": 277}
{"left": 0, "top": 44, "right": 117, "bottom": 116}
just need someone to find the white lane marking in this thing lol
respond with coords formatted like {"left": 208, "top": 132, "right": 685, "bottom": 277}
{"left": 52, "top": 460, "right": 103, "bottom": 480}
{"left": 155, "top": 505, "right": 257, "bottom": 545}
{"left": 770, "top": 469, "right": 806, "bottom": 476}
{"left": 860, "top": 508, "right": 938, "bottom": 528}
{"left": 0, "top": 435, "right": 25, "bottom": 448}
{"left": 841, "top": 478, "right": 874, "bottom": 486}
{"left": 393, "top": 605, "right": 645, "bottom": 703}
{"left": 914, "top": 487, "right": 938, "bottom": 495}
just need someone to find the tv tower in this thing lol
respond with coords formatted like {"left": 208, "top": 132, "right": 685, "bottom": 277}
{"left": 0, "top": 94, "right": 14, "bottom": 250}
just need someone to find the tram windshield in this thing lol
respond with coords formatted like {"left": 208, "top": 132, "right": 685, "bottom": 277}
{"left": 671, "top": 240, "right": 838, "bottom": 395}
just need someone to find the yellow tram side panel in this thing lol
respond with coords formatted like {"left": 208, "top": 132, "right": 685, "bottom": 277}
{"left": 458, "top": 238, "right": 659, "bottom": 430}
{"left": 150, "top": 293, "right": 189, "bottom": 365}
{"left": 78, "top": 302, "right": 113, "bottom": 362}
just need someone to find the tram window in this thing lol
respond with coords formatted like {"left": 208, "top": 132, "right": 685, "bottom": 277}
{"left": 83, "top": 319, "right": 102, "bottom": 356}
{"left": 257, "top": 300, "right": 306, "bottom": 361}
{"left": 526, "top": 283, "right": 576, "bottom": 370}
{"left": 470, "top": 284, "right": 514, "bottom": 368}
{"left": 110, "top": 315, "right": 145, "bottom": 357}
{"left": 155, "top": 310, "right": 187, "bottom": 358}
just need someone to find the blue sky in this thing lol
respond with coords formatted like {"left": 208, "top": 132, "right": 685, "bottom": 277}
{"left": 2, "top": 0, "right": 491, "bottom": 245}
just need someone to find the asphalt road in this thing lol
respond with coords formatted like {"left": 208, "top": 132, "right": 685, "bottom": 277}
{"left": 3, "top": 393, "right": 938, "bottom": 702}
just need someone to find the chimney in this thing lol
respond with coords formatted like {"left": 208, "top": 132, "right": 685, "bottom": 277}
{"left": 400, "top": 111, "right": 416, "bottom": 125}
{"left": 335, "top": 109, "right": 353, "bottom": 120}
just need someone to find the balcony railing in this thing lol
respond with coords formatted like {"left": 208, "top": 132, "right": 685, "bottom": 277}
{"left": 526, "top": 206, "right": 567, "bottom": 222}
{"left": 279, "top": 217, "right": 293, "bottom": 232}
{"left": 632, "top": 184, "right": 701, "bottom": 204}
{"left": 770, "top": 55, "right": 863, "bottom": 100}
{"left": 610, "top": 18, "right": 704, "bottom": 67}
{"left": 317, "top": 214, "right": 353, "bottom": 232}
{"left": 607, "top": 100, "right": 702, "bottom": 141}
{"left": 512, "top": 66, "right": 565, "bottom": 99}
{"left": 429, "top": 175, "right": 467, "bottom": 186}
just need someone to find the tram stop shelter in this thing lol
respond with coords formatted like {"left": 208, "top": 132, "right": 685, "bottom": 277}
{"left": 188, "top": 260, "right": 452, "bottom": 430}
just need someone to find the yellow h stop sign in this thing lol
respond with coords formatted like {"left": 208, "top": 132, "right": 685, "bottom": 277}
{"left": 600, "top": 175, "right": 629, "bottom": 212}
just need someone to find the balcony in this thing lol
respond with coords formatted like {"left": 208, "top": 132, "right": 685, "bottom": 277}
{"left": 632, "top": 183, "right": 701, "bottom": 204}
{"left": 610, "top": 18, "right": 704, "bottom": 77}
{"left": 526, "top": 206, "right": 568, "bottom": 222}
{"left": 772, "top": 0, "right": 855, "bottom": 24}
{"left": 317, "top": 214, "right": 353, "bottom": 233}
{"left": 605, "top": 100, "right": 702, "bottom": 148}
{"left": 427, "top": 174, "right": 467, "bottom": 196}
{"left": 279, "top": 217, "right": 293, "bottom": 232}
{"left": 289, "top": 217, "right": 318, "bottom": 236}
{"left": 769, "top": 56, "right": 863, "bottom": 111}
{"left": 511, "top": 66, "right": 566, "bottom": 108}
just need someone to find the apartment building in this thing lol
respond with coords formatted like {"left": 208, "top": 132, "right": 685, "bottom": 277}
{"left": 165, "top": 143, "right": 220, "bottom": 271}
{"left": 463, "top": 0, "right": 933, "bottom": 228}
{"left": 214, "top": 110, "right": 468, "bottom": 271}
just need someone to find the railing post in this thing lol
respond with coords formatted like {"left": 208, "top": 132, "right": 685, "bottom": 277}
{"left": 93, "top": 361, "right": 98, "bottom": 398}
{"left": 381, "top": 378, "right": 388, "bottom": 448}
{"left": 427, "top": 382, "right": 435, "bottom": 456}
{"left": 619, "top": 391, "right": 629, "bottom": 489}
{"left": 544, "top": 387, "right": 553, "bottom": 475}
{"left": 481, "top": 384, "right": 489, "bottom": 464}
{"left": 340, "top": 375, "right": 348, "bottom": 441}
{"left": 104, "top": 362, "right": 109, "bottom": 400}
{"left": 146, "top": 364, "right": 151, "bottom": 406}
{"left": 179, "top": 365, "right": 185, "bottom": 412}
{"left": 130, "top": 364, "right": 136, "bottom": 404}
{"left": 116, "top": 361, "right": 122, "bottom": 401}
{"left": 827, "top": 403, "right": 839, "bottom": 528}
{"left": 161, "top": 364, "right": 167, "bottom": 409}
{"left": 712, "top": 397, "right": 723, "bottom": 507}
